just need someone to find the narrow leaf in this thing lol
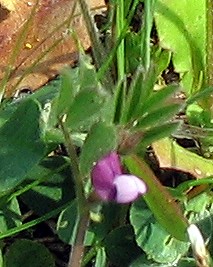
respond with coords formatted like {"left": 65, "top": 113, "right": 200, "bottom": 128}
{"left": 136, "top": 104, "right": 181, "bottom": 130}
{"left": 140, "top": 84, "right": 180, "bottom": 114}
{"left": 124, "top": 155, "right": 188, "bottom": 241}
{"left": 139, "top": 122, "right": 180, "bottom": 148}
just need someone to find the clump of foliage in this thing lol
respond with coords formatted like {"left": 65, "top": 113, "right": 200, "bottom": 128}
{"left": 0, "top": 0, "right": 212, "bottom": 267}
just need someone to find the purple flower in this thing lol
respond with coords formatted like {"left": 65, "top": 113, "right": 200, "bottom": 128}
{"left": 91, "top": 152, "right": 147, "bottom": 203}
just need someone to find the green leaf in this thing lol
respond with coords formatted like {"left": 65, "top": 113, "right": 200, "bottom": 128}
{"left": 78, "top": 54, "right": 100, "bottom": 90}
{"left": 154, "top": 0, "right": 206, "bottom": 94}
{"left": 80, "top": 121, "right": 117, "bottom": 176}
{"left": 57, "top": 199, "right": 79, "bottom": 245}
{"left": 56, "top": 68, "right": 79, "bottom": 117}
{"left": 0, "top": 248, "right": 3, "bottom": 267}
{"left": 122, "top": 66, "right": 158, "bottom": 123}
{"left": 130, "top": 199, "right": 189, "bottom": 264}
{"left": 65, "top": 89, "right": 106, "bottom": 131}
{"left": 0, "top": 99, "right": 46, "bottom": 194}
{"left": 21, "top": 156, "right": 75, "bottom": 215}
{"left": 27, "top": 78, "right": 60, "bottom": 106}
{"left": 186, "top": 192, "right": 212, "bottom": 214}
{"left": 104, "top": 225, "right": 142, "bottom": 267}
{"left": 136, "top": 104, "right": 181, "bottom": 130}
{"left": 124, "top": 155, "right": 188, "bottom": 241}
{"left": 175, "top": 258, "right": 197, "bottom": 267}
{"left": 4, "top": 239, "right": 55, "bottom": 267}
{"left": 0, "top": 198, "right": 21, "bottom": 233}
{"left": 95, "top": 247, "right": 107, "bottom": 267}
{"left": 187, "top": 86, "right": 213, "bottom": 105}
{"left": 121, "top": 68, "right": 144, "bottom": 123}
{"left": 186, "top": 194, "right": 213, "bottom": 257}
{"left": 139, "top": 122, "right": 180, "bottom": 148}
{"left": 139, "top": 84, "right": 180, "bottom": 114}
{"left": 130, "top": 255, "right": 175, "bottom": 267}
{"left": 57, "top": 201, "right": 121, "bottom": 247}
{"left": 125, "top": 32, "right": 142, "bottom": 73}
{"left": 153, "top": 48, "right": 172, "bottom": 77}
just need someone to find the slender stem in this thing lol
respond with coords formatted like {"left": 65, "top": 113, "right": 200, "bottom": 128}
{"left": 142, "top": 0, "right": 155, "bottom": 72}
{"left": 77, "top": 0, "right": 104, "bottom": 69}
{"left": 0, "top": 202, "right": 71, "bottom": 240}
{"left": 77, "top": 0, "right": 114, "bottom": 91}
{"left": 59, "top": 120, "right": 89, "bottom": 267}
{"left": 206, "top": 0, "right": 213, "bottom": 86}
{"left": 67, "top": 210, "right": 90, "bottom": 267}
{"left": 59, "top": 121, "right": 85, "bottom": 209}
{"left": 204, "top": 0, "right": 213, "bottom": 114}
{"left": 97, "top": 0, "right": 139, "bottom": 80}
{"left": 116, "top": 0, "right": 125, "bottom": 81}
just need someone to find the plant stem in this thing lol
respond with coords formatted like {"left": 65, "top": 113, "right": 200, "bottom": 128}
{"left": 116, "top": 0, "right": 125, "bottom": 81}
{"left": 67, "top": 210, "right": 90, "bottom": 267}
{"left": 59, "top": 120, "right": 88, "bottom": 267}
{"left": 142, "top": 0, "right": 155, "bottom": 72}
{"left": 97, "top": 0, "right": 139, "bottom": 80}
{"left": 206, "top": 0, "right": 213, "bottom": 86}
{"left": 77, "top": 0, "right": 104, "bottom": 69}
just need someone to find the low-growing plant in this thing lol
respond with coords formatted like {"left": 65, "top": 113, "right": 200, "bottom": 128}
{"left": 0, "top": 0, "right": 212, "bottom": 267}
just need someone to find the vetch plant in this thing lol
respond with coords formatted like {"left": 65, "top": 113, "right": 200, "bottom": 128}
{"left": 91, "top": 151, "right": 147, "bottom": 203}
{"left": 0, "top": 0, "right": 212, "bottom": 267}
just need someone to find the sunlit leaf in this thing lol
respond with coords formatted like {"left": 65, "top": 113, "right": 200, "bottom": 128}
{"left": 154, "top": 0, "right": 206, "bottom": 94}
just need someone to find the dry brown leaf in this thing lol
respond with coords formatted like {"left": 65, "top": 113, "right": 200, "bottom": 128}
{"left": 0, "top": 0, "right": 106, "bottom": 96}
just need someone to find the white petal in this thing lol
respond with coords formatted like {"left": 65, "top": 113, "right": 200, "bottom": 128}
{"left": 113, "top": 175, "right": 147, "bottom": 203}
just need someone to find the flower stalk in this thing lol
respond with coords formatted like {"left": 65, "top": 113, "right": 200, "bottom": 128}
{"left": 59, "top": 120, "right": 89, "bottom": 267}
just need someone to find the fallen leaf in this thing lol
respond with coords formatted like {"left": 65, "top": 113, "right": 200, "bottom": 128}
{"left": 0, "top": 0, "right": 106, "bottom": 96}
{"left": 152, "top": 137, "right": 213, "bottom": 179}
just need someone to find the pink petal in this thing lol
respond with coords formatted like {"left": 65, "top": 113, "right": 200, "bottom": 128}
{"left": 106, "top": 152, "right": 122, "bottom": 176}
{"left": 91, "top": 152, "right": 122, "bottom": 201}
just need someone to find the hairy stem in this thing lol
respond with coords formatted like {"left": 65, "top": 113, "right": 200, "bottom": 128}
{"left": 59, "top": 120, "right": 88, "bottom": 267}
